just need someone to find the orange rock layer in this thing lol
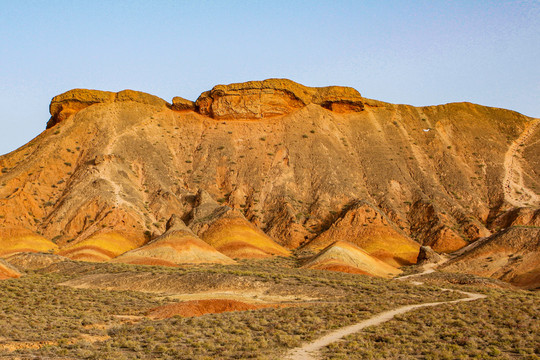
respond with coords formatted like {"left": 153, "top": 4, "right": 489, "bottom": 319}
{"left": 147, "top": 299, "right": 277, "bottom": 319}
{"left": 0, "top": 259, "right": 22, "bottom": 280}
{"left": 303, "top": 241, "right": 402, "bottom": 278}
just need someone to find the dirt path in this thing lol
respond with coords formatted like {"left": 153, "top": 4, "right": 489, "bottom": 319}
{"left": 502, "top": 118, "right": 540, "bottom": 207}
{"left": 394, "top": 261, "right": 441, "bottom": 280}
{"left": 286, "top": 259, "right": 486, "bottom": 360}
{"left": 285, "top": 289, "right": 486, "bottom": 360}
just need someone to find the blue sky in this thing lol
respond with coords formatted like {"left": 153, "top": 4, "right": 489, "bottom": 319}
{"left": 1, "top": 1, "right": 538, "bottom": 155}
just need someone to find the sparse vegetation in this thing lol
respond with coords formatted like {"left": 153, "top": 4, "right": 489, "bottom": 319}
{"left": 0, "top": 260, "right": 466, "bottom": 359}
{"left": 320, "top": 288, "right": 540, "bottom": 360}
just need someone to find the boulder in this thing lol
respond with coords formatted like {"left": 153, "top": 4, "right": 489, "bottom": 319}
{"left": 171, "top": 96, "right": 196, "bottom": 111}
{"left": 416, "top": 246, "right": 443, "bottom": 265}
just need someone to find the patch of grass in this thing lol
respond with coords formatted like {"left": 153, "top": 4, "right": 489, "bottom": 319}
{"left": 0, "top": 261, "right": 485, "bottom": 360}
{"left": 0, "top": 273, "right": 164, "bottom": 345}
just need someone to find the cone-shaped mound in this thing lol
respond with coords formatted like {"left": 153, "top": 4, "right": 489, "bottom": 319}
{"left": 201, "top": 212, "right": 290, "bottom": 259}
{"left": 303, "top": 202, "right": 420, "bottom": 267}
{"left": 113, "top": 215, "right": 235, "bottom": 266}
{"left": 0, "top": 227, "right": 58, "bottom": 257}
{"left": 0, "top": 258, "right": 22, "bottom": 279}
{"left": 303, "top": 241, "right": 401, "bottom": 278}
{"left": 57, "top": 231, "right": 143, "bottom": 262}
{"left": 443, "top": 227, "right": 540, "bottom": 289}
{"left": 190, "top": 191, "right": 290, "bottom": 259}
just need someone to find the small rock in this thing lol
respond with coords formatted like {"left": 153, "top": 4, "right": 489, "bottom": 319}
{"left": 416, "top": 246, "right": 443, "bottom": 264}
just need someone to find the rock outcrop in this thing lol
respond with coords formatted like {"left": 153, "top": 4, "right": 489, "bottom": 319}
{"left": 46, "top": 79, "right": 364, "bottom": 128}
{"left": 195, "top": 78, "right": 364, "bottom": 119}
{"left": 416, "top": 245, "right": 443, "bottom": 265}
{"left": 443, "top": 227, "right": 540, "bottom": 289}
{"left": 47, "top": 89, "right": 170, "bottom": 128}
{"left": 171, "top": 96, "right": 196, "bottom": 112}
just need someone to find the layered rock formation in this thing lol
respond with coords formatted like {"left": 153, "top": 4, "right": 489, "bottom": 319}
{"left": 190, "top": 192, "right": 290, "bottom": 259}
{"left": 443, "top": 227, "right": 540, "bottom": 289}
{"left": 57, "top": 231, "right": 144, "bottom": 262}
{"left": 0, "top": 78, "right": 538, "bottom": 283}
{"left": 0, "top": 228, "right": 57, "bottom": 257}
{"left": 114, "top": 215, "right": 235, "bottom": 266}
{"left": 303, "top": 241, "right": 401, "bottom": 277}
{"left": 195, "top": 79, "right": 364, "bottom": 119}
{"left": 303, "top": 202, "right": 420, "bottom": 267}
{"left": 0, "top": 258, "right": 22, "bottom": 280}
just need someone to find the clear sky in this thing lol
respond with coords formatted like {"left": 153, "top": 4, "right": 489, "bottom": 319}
{"left": 1, "top": 0, "right": 538, "bottom": 155}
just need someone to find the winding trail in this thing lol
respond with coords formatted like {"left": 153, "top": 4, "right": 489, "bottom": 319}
{"left": 502, "top": 118, "right": 540, "bottom": 207}
{"left": 285, "top": 262, "right": 486, "bottom": 360}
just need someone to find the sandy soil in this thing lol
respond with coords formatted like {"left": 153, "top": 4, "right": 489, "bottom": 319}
{"left": 503, "top": 118, "right": 540, "bottom": 207}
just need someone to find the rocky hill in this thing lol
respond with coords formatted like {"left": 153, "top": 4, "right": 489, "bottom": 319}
{"left": 0, "top": 79, "right": 538, "bottom": 284}
{"left": 443, "top": 208, "right": 540, "bottom": 289}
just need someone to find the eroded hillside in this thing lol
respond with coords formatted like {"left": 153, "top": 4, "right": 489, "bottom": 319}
{"left": 0, "top": 79, "right": 538, "bottom": 285}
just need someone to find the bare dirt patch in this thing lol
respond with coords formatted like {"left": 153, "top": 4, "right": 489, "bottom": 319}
{"left": 147, "top": 299, "right": 284, "bottom": 319}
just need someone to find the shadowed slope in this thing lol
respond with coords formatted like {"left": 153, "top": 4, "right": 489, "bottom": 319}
{"left": 190, "top": 191, "right": 290, "bottom": 259}
{"left": 443, "top": 226, "right": 540, "bottom": 289}
{"left": 303, "top": 202, "right": 420, "bottom": 267}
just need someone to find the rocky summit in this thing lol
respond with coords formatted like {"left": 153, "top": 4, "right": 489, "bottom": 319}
{"left": 0, "top": 78, "right": 539, "bottom": 288}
